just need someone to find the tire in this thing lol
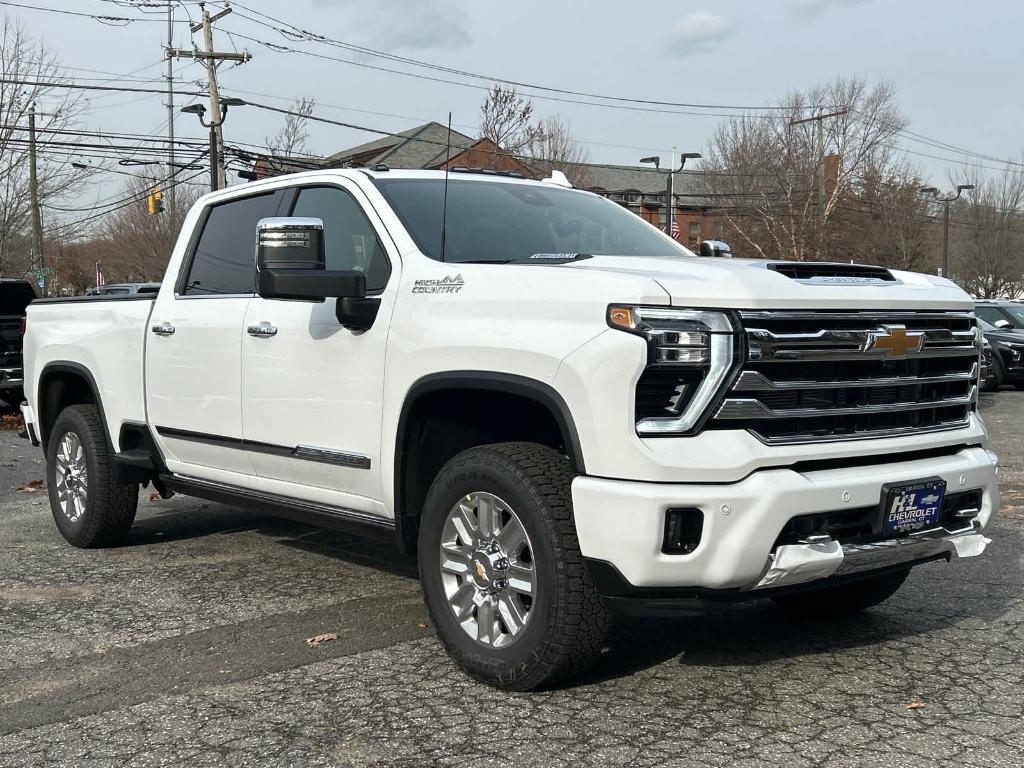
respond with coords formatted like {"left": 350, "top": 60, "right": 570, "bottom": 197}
{"left": 418, "top": 442, "right": 608, "bottom": 690}
{"left": 985, "top": 354, "right": 1006, "bottom": 392}
{"left": 46, "top": 404, "right": 138, "bottom": 548}
{"left": 773, "top": 568, "right": 910, "bottom": 615}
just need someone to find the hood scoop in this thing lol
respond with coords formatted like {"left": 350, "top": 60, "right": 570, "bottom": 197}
{"left": 766, "top": 261, "right": 896, "bottom": 285}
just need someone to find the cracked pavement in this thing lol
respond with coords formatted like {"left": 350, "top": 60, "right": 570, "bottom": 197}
{"left": 0, "top": 392, "right": 1022, "bottom": 768}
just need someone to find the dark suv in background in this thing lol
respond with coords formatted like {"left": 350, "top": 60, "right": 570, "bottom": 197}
{"left": 976, "top": 300, "right": 1024, "bottom": 389}
{"left": 0, "top": 278, "right": 36, "bottom": 405}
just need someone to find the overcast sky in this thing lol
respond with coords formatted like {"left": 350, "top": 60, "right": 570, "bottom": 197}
{"left": 16, "top": 0, "right": 1024, "bottom": 204}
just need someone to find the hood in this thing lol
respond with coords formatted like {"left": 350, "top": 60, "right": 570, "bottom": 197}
{"left": 562, "top": 255, "right": 973, "bottom": 311}
{"left": 982, "top": 327, "right": 1024, "bottom": 344}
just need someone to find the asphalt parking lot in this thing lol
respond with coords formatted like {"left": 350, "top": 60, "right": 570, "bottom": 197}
{"left": 0, "top": 393, "right": 1022, "bottom": 768}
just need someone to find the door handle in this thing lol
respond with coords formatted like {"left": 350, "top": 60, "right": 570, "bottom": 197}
{"left": 151, "top": 323, "right": 175, "bottom": 336}
{"left": 247, "top": 324, "right": 278, "bottom": 338}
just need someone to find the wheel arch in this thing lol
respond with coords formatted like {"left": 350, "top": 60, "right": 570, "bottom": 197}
{"left": 36, "top": 361, "right": 110, "bottom": 450}
{"left": 392, "top": 371, "right": 585, "bottom": 556}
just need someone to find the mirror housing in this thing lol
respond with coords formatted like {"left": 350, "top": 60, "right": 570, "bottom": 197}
{"left": 993, "top": 318, "right": 1012, "bottom": 329}
{"left": 257, "top": 217, "right": 325, "bottom": 272}
{"left": 699, "top": 239, "right": 733, "bottom": 258}
{"left": 256, "top": 217, "right": 379, "bottom": 331}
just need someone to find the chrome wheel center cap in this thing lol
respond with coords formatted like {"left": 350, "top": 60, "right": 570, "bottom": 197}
{"left": 470, "top": 544, "right": 510, "bottom": 594}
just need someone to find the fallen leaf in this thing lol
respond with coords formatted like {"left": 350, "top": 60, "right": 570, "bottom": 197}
{"left": 416, "top": 622, "right": 428, "bottom": 629}
{"left": 16, "top": 479, "right": 44, "bottom": 493}
{"left": 907, "top": 701, "right": 927, "bottom": 710}
{"left": 148, "top": 491, "right": 161, "bottom": 502}
{"left": 306, "top": 632, "right": 338, "bottom": 647}
{"left": 0, "top": 413, "right": 22, "bottom": 431}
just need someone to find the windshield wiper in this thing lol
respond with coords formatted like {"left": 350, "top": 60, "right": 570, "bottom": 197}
{"left": 520, "top": 253, "right": 593, "bottom": 263}
{"left": 456, "top": 254, "right": 593, "bottom": 265}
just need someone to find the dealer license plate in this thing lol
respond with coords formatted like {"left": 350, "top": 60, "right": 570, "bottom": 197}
{"left": 883, "top": 479, "right": 946, "bottom": 535}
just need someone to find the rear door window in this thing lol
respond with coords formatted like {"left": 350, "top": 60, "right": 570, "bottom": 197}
{"left": 182, "top": 191, "right": 285, "bottom": 295}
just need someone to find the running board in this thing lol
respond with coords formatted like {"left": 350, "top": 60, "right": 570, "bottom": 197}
{"left": 159, "top": 474, "right": 396, "bottom": 542}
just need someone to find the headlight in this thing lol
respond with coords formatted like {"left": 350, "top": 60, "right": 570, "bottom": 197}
{"left": 608, "top": 305, "right": 738, "bottom": 434}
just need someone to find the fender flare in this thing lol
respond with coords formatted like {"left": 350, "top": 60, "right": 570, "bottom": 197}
{"left": 36, "top": 361, "right": 109, "bottom": 448}
{"left": 392, "top": 370, "right": 585, "bottom": 554}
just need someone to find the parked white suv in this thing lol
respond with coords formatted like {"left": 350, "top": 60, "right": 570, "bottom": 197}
{"left": 21, "top": 168, "right": 999, "bottom": 689}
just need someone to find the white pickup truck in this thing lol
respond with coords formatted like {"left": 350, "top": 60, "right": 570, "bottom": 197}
{"left": 21, "top": 167, "right": 999, "bottom": 690}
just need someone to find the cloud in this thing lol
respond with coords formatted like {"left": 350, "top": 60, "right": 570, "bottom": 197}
{"left": 666, "top": 11, "right": 735, "bottom": 58}
{"left": 786, "top": 0, "right": 871, "bottom": 21}
{"left": 312, "top": 0, "right": 471, "bottom": 51}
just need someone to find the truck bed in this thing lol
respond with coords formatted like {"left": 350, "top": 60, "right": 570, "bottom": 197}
{"left": 24, "top": 295, "right": 155, "bottom": 448}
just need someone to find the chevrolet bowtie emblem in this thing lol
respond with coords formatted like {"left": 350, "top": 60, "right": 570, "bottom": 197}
{"left": 865, "top": 325, "right": 925, "bottom": 357}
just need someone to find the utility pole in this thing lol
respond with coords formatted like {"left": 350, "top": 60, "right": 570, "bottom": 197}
{"left": 665, "top": 148, "right": 675, "bottom": 233}
{"left": 165, "top": 2, "right": 176, "bottom": 210}
{"left": 789, "top": 108, "right": 848, "bottom": 258}
{"left": 167, "top": 2, "right": 250, "bottom": 191}
{"left": 27, "top": 103, "right": 44, "bottom": 292}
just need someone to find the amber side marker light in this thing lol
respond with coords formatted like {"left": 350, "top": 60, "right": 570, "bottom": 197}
{"left": 607, "top": 306, "right": 635, "bottom": 330}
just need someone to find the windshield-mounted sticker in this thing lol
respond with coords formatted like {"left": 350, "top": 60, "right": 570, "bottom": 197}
{"left": 412, "top": 275, "right": 464, "bottom": 294}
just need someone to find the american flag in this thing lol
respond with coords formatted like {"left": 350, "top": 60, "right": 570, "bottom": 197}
{"left": 95, "top": 262, "right": 106, "bottom": 287}
{"left": 663, "top": 222, "right": 681, "bottom": 240}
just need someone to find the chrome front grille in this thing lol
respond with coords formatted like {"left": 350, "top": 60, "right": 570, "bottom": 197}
{"left": 708, "top": 311, "right": 980, "bottom": 444}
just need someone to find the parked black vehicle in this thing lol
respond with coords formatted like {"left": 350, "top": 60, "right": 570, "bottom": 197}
{"left": 977, "top": 310, "right": 1024, "bottom": 389}
{"left": 0, "top": 278, "right": 37, "bottom": 405}
{"left": 84, "top": 282, "right": 160, "bottom": 296}
{"left": 980, "top": 336, "right": 999, "bottom": 392}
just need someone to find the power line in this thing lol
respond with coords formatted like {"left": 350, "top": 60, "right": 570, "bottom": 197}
{"left": 0, "top": 0, "right": 138, "bottom": 24}
{"left": 219, "top": 29, "right": 780, "bottom": 121}
{"left": 220, "top": 5, "right": 1024, "bottom": 172}
{"left": 0, "top": 0, "right": 186, "bottom": 24}
{"left": 228, "top": 3, "right": 789, "bottom": 113}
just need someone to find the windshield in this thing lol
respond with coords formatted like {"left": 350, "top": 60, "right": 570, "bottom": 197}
{"left": 1000, "top": 305, "right": 1024, "bottom": 325}
{"left": 373, "top": 178, "right": 690, "bottom": 263}
{"left": 978, "top": 317, "right": 995, "bottom": 331}
{"left": 0, "top": 281, "right": 37, "bottom": 315}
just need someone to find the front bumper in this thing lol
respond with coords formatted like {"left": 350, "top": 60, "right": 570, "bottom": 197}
{"left": 572, "top": 445, "right": 998, "bottom": 593}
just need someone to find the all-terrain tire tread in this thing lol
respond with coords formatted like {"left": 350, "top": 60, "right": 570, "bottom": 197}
{"left": 421, "top": 441, "right": 608, "bottom": 690}
{"left": 49, "top": 404, "right": 138, "bottom": 548}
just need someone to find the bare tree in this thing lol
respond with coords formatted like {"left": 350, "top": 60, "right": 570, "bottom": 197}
{"left": 0, "top": 16, "right": 89, "bottom": 277}
{"left": 949, "top": 162, "right": 1024, "bottom": 298}
{"left": 261, "top": 96, "right": 317, "bottom": 176}
{"left": 830, "top": 161, "right": 936, "bottom": 271}
{"left": 525, "top": 115, "right": 592, "bottom": 185}
{"left": 700, "top": 77, "right": 907, "bottom": 261}
{"left": 267, "top": 96, "right": 316, "bottom": 158}
{"left": 479, "top": 84, "right": 544, "bottom": 157}
{"left": 82, "top": 175, "right": 203, "bottom": 284}
{"left": 479, "top": 85, "right": 590, "bottom": 183}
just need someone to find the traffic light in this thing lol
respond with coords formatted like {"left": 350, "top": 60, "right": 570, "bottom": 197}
{"left": 146, "top": 186, "right": 164, "bottom": 215}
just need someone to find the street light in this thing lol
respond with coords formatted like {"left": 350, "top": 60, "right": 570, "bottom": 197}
{"left": 920, "top": 184, "right": 975, "bottom": 278}
{"left": 181, "top": 98, "right": 246, "bottom": 191}
{"left": 640, "top": 151, "right": 701, "bottom": 233}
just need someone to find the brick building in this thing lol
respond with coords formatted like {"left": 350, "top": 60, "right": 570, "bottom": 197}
{"left": 258, "top": 122, "right": 719, "bottom": 251}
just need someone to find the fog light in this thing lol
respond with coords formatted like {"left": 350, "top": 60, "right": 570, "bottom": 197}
{"left": 662, "top": 508, "right": 704, "bottom": 554}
